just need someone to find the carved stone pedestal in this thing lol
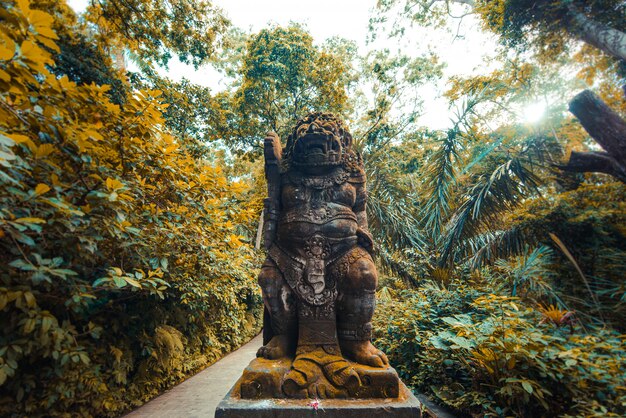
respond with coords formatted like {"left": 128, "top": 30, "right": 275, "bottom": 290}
{"left": 215, "top": 368, "right": 422, "bottom": 418}
{"left": 236, "top": 357, "right": 400, "bottom": 399}
{"left": 215, "top": 360, "right": 422, "bottom": 417}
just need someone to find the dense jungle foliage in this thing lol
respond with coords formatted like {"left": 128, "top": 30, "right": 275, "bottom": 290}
{"left": 1, "top": 0, "right": 625, "bottom": 417}
{"left": 0, "top": 1, "right": 261, "bottom": 416}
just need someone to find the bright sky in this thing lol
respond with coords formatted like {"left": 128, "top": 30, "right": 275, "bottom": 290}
{"left": 216, "top": 0, "right": 374, "bottom": 48}
{"left": 67, "top": 0, "right": 502, "bottom": 130}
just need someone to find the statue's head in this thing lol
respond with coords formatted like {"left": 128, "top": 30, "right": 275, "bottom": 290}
{"left": 282, "top": 112, "right": 361, "bottom": 174}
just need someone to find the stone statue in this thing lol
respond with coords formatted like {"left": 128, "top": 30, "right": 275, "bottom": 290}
{"left": 241, "top": 112, "right": 398, "bottom": 399}
{"left": 217, "top": 113, "right": 422, "bottom": 416}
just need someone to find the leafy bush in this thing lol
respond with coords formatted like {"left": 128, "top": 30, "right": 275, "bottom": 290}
{"left": 0, "top": 1, "right": 261, "bottom": 416}
{"left": 506, "top": 182, "right": 626, "bottom": 326}
{"left": 374, "top": 279, "right": 626, "bottom": 417}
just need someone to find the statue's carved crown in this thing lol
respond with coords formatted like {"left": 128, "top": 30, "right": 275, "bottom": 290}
{"left": 281, "top": 112, "right": 364, "bottom": 174}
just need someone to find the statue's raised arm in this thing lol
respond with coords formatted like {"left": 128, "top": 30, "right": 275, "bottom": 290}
{"left": 263, "top": 131, "right": 282, "bottom": 250}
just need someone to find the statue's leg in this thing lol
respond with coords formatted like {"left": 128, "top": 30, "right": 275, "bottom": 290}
{"left": 337, "top": 249, "right": 389, "bottom": 368}
{"left": 257, "top": 256, "right": 297, "bottom": 359}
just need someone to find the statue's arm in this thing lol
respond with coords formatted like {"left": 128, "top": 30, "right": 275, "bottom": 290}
{"left": 263, "top": 132, "right": 282, "bottom": 250}
{"left": 353, "top": 181, "right": 374, "bottom": 255}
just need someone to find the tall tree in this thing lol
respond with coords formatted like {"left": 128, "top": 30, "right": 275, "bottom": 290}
{"left": 220, "top": 25, "right": 356, "bottom": 150}
{"left": 480, "top": 0, "right": 626, "bottom": 63}
{"left": 349, "top": 50, "right": 443, "bottom": 282}
{"left": 376, "top": 0, "right": 626, "bottom": 63}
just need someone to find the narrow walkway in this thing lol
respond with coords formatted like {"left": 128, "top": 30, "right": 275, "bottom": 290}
{"left": 125, "top": 334, "right": 262, "bottom": 418}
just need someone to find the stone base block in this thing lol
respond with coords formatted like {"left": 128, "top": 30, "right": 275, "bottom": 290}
{"left": 215, "top": 380, "right": 422, "bottom": 418}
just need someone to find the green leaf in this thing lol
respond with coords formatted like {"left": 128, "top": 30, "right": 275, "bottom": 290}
{"left": 521, "top": 380, "right": 533, "bottom": 394}
{"left": 125, "top": 277, "right": 141, "bottom": 288}
{"left": 449, "top": 335, "right": 474, "bottom": 350}
{"left": 113, "top": 276, "right": 126, "bottom": 288}
{"left": 12, "top": 231, "right": 35, "bottom": 246}
{"left": 9, "top": 259, "right": 35, "bottom": 271}
{"left": 160, "top": 257, "right": 169, "bottom": 271}
{"left": 92, "top": 277, "right": 110, "bottom": 287}
{"left": 78, "top": 352, "right": 90, "bottom": 365}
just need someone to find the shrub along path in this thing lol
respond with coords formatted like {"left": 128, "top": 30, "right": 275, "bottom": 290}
{"left": 124, "top": 334, "right": 262, "bottom": 418}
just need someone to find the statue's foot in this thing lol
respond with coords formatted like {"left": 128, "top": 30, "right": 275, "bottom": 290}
{"left": 257, "top": 335, "right": 293, "bottom": 359}
{"left": 283, "top": 347, "right": 360, "bottom": 398}
{"left": 340, "top": 340, "right": 389, "bottom": 368}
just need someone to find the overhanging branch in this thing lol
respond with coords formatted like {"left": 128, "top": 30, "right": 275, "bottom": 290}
{"left": 558, "top": 151, "right": 626, "bottom": 183}
{"left": 562, "top": 90, "right": 626, "bottom": 183}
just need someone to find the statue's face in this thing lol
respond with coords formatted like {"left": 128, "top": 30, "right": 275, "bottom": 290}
{"left": 291, "top": 121, "right": 343, "bottom": 171}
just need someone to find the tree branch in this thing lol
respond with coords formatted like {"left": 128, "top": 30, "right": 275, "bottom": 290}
{"left": 562, "top": 90, "right": 626, "bottom": 183}
{"left": 558, "top": 151, "right": 626, "bottom": 183}
{"left": 569, "top": 90, "right": 626, "bottom": 162}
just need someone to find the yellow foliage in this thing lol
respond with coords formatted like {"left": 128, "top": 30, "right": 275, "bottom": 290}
{"left": 0, "top": 1, "right": 262, "bottom": 415}
{"left": 154, "top": 325, "right": 185, "bottom": 370}
{"left": 475, "top": 0, "right": 506, "bottom": 32}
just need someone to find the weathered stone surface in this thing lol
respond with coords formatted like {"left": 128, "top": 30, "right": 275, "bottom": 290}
{"left": 215, "top": 380, "right": 422, "bottom": 418}
{"left": 237, "top": 357, "right": 399, "bottom": 400}
{"left": 254, "top": 113, "right": 394, "bottom": 398}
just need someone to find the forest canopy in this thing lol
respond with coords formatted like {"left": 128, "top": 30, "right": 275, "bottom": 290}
{"left": 0, "top": 0, "right": 625, "bottom": 416}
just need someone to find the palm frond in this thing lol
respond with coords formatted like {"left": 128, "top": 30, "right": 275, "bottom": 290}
{"left": 421, "top": 129, "right": 460, "bottom": 239}
{"left": 438, "top": 156, "right": 541, "bottom": 266}
{"left": 376, "top": 246, "right": 424, "bottom": 287}
{"left": 495, "top": 245, "right": 557, "bottom": 298}
{"left": 460, "top": 227, "right": 526, "bottom": 269}
{"left": 420, "top": 95, "right": 484, "bottom": 240}
{"left": 366, "top": 160, "right": 425, "bottom": 250}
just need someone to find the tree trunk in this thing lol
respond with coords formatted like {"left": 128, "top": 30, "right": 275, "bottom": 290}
{"left": 559, "top": 90, "right": 626, "bottom": 183}
{"left": 566, "top": 4, "right": 626, "bottom": 62}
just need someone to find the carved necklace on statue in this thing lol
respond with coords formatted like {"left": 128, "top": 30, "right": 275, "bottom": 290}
{"left": 288, "top": 169, "right": 349, "bottom": 190}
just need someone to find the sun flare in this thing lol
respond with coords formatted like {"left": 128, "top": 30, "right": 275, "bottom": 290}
{"left": 522, "top": 101, "right": 547, "bottom": 123}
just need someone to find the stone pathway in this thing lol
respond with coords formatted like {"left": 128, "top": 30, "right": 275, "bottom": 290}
{"left": 125, "top": 334, "right": 262, "bottom": 418}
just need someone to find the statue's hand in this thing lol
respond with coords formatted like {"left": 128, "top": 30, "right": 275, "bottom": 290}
{"left": 263, "top": 198, "right": 278, "bottom": 250}
{"left": 263, "top": 220, "right": 276, "bottom": 250}
{"left": 264, "top": 131, "right": 282, "bottom": 163}
{"left": 357, "top": 227, "right": 375, "bottom": 255}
